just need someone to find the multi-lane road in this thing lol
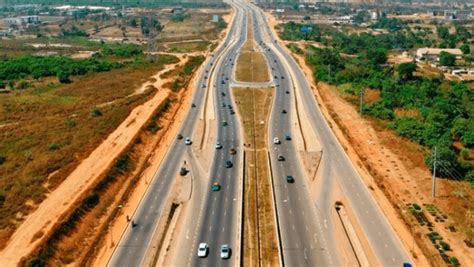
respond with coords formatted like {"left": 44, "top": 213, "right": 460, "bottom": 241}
{"left": 109, "top": 0, "right": 411, "bottom": 266}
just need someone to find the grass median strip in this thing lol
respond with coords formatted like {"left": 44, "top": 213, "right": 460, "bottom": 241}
{"left": 233, "top": 87, "right": 279, "bottom": 266}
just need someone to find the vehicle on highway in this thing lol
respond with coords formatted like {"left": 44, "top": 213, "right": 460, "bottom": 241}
{"left": 216, "top": 142, "right": 223, "bottom": 149}
{"left": 230, "top": 148, "right": 237, "bottom": 155}
{"left": 177, "top": 134, "right": 183, "bottom": 140}
{"left": 222, "top": 103, "right": 226, "bottom": 107}
{"left": 230, "top": 110, "right": 235, "bottom": 115}
{"left": 282, "top": 109, "right": 287, "bottom": 114}
{"left": 221, "top": 80, "right": 225, "bottom": 84}
{"left": 220, "top": 244, "right": 231, "bottom": 259}
{"left": 197, "top": 243, "right": 208, "bottom": 258}
{"left": 221, "top": 92, "right": 226, "bottom": 96}
{"left": 286, "top": 175, "right": 295, "bottom": 183}
{"left": 285, "top": 90, "right": 290, "bottom": 94}
{"left": 225, "top": 160, "right": 233, "bottom": 168}
{"left": 212, "top": 182, "right": 221, "bottom": 191}
{"left": 185, "top": 137, "right": 192, "bottom": 145}
{"left": 180, "top": 167, "right": 188, "bottom": 176}
{"left": 285, "top": 134, "right": 291, "bottom": 141}
{"left": 202, "top": 84, "right": 206, "bottom": 88}
{"left": 274, "top": 75, "right": 278, "bottom": 79}
{"left": 277, "top": 155, "right": 285, "bottom": 161}
{"left": 222, "top": 121, "right": 228, "bottom": 126}
{"left": 227, "top": 104, "right": 232, "bottom": 109}
{"left": 191, "top": 103, "right": 196, "bottom": 108}
{"left": 281, "top": 76, "right": 285, "bottom": 79}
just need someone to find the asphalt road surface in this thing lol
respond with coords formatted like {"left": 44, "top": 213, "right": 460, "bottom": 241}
{"left": 107, "top": 2, "right": 245, "bottom": 265}
{"left": 249, "top": 2, "right": 411, "bottom": 266}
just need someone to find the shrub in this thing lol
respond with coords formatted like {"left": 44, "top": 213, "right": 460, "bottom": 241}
{"left": 440, "top": 241, "right": 451, "bottom": 251}
{"left": 65, "top": 118, "right": 76, "bottom": 128}
{"left": 48, "top": 143, "right": 60, "bottom": 150}
{"left": 0, "top": 155, "right": 5, "bottom": 165}
{"left": 91, "top": 108, "right": 103, "bottom": 117}
{"left": 449, "top": 256, "right": 459, "bottom": 266}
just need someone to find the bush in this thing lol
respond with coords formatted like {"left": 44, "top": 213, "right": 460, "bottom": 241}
{"left": 0, "top": 155, "right": 5, "bottom": 165}
{"left": 57, "top": 71, "right": 70, "bottom": 84}
{"left": 440, "top": 241, "right": 451, "bottom": 251}
{"left": 48, "top": 143, "right": 60, "bottom": 150}
{"left": 64, "top": 118, "right": 76, "bottom": 128}
{"left": 91, "top": 108, "right": 103, "bottom": 117}
{"left": 449, "top": 256, "right": 459, "bottom": 266}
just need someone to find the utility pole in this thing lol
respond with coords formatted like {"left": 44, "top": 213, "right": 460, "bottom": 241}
{"left": 359, "top": 88, "right": 364, "bottom": 115}
{"left": 432, "top": 146, "right": 437, "bottom": 198}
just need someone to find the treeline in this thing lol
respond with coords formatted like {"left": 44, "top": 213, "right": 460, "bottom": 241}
{"left": 302, "top": 33, "right": 473, "bottom": 183}
{"left": 307, "top": 45, "right": 473, "bottom": 183}
{"left": 0, "top": 43, "right": 144, "bottom": 86}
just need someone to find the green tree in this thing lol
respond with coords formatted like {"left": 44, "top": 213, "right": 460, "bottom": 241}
{"left": 439, "top": 51, "right": 456, "bottom": 66}
{"left": 370, "top": 48, "right": 388, "bottom": 65}
{"left": 436, "top": 26, "right": 449, "bottom": 40}
{"left": 57, "top": 70, "right": 70, "bottom": 83}
{"left": 460, "top": 43, "right": 470, "bottom": 55}
{"left": 396, "top": 62, "right": 417, "bottom": 80}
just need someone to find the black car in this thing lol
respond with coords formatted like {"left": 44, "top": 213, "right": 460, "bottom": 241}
{"left": 282, "top": 109, "right": 287, "bottom": 114}
{"left": 225, "top": 160, "right": 233, "bottom": 168}
{"left": 230, "top": 110, "right": 235, "bottom": 115}
{"left": 285, "top": 90, "right": 290, "bottom": 94}
{"left": 180, "top": 167, "right": 188, "bottom": 176}
{"left": 177, "top": 134, "right": 183, "bottom": 140}
{"left": 286, "top": 175, "right": 295, "bottom": 183}
{"left": 285, "top": 134, "right": 291, "bottom": 141}
{"left": 277, "top": 155, "right": 285, "bottom": 161}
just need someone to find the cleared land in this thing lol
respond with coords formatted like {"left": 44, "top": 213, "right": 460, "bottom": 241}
{"left": 0, "top": 55, "right": 179, "bottom": 246}
{"left": 235, "top": 17, "right": 270, "bottom": 83}
{"left": 233, "top": 87, "right": 279, "bottom": 266}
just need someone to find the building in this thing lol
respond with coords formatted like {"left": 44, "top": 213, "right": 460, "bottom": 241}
{"left": 212, "top": 14, "right": 220, "bottom": 23}
{"left": 416, "top": 48, "right": 463, "bottom": 62}
{"left": 1, "top": 16, "right": 40, "bottom": 26}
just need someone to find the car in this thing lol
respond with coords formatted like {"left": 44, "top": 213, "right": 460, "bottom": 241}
{"left": 282, "top": 109, "right": 287, "bottom": 114}
{"left": 204, "top": 76, "right": 208, "bottom": 79}
{"left": 212, "top": 182, "right": 221, "bottom": 191}
{"left": 185, "top": 137, "right": 192, "bottom": 145}
{"left": 177, "top": 134, "right": 183, "bottom": 140}
{"left": 285, "top": 90, "right": 290, "bottom": 94}
{"left": 274, "top": 59, "right": 277, "bottom": 63}
{"left": 216, "top": 142, "right": 223, "bottom": 149}
{"left": 180, "top": 167, "right": 187, "bottom": 176}
{"left": 277, "top": 155, "right": 285, "bottom": 161}
{"left": 197, "top": 243, "right": 208, "bottom": 257}
{"left": 273, "top": 137, "right": 280, "bottom": 144}
{"left": 274, "top": 75, "right": 278, "bottom": 79}
{"left": 222, "top": 103, "right": 226, "bottom": 107}
{"left": 230, "top": 110, "right": 235, "bottom": 115}
{"left": 230, "top": 148, "right": 237, "bottom": 155}
{"left": 221, "top": 92, "right": 226, "bottom": 96}
{"left": 202, "top": 84, "right": 206, "bottom": 88}
{"left": 225, "top": 77, "right": 229, "bottom": 80}
{"left": 225, "top": 160, "right": 233, "bottom": 168}
{"left": 228, "top": 104, "right": 232, "bottom": 109}
{"left": 220, "top": 244, "right": 231, "bottom": 259}
{"left": 222, "top": 121, "right": 228, "bottom": 126}
{"left": 286, "top": 175, "right": 295, "bottom": 183}
{"left": 221, "top": 80, "right": 225, "bottom": 84}
{"left": 191, "top": 103, "right": 196, "bottom": 108}
{"left": 281, "top": 76, "right": 285, "bottom": 79}
{"left": 285, "top": 134, "right": 291, "bottom": 141}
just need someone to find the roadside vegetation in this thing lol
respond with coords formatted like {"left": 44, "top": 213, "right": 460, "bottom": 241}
{"left": 0, "top": 51, "right": 178, "bottom": 245}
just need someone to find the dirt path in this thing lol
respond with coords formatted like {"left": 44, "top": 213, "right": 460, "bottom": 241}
{"left": 0, "top": 60, "right": 183, "bottom": 266}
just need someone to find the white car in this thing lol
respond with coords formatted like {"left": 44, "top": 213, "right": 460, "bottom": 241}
{"left": 185, "top": 137, "right": 192, "bottom": 145}
{"left": 273, "top": 137, "right": 280, "bottom": 144}
{"left": 220, "top": 244, "right": 230, "bottom": 259}
{"left": 197, "top": 242, "right": 208, "bottom": 258}
{"left": 215, "top": 142, "right": 223, "bottom": 149}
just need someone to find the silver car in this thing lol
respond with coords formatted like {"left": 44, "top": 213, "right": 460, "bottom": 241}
{"left": 220, "top": 244, "right": 230, "bottom": 259}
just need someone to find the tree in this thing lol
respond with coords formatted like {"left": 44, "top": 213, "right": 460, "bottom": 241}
{"left": 396, "top": 62, "right": 417, "bottom": 80}
{"left": 439, "top": 51, "right": 456, "bottom": 66}
{"left": 57, "top": 70, "right": 70, "bottom": 83}
{"left": 129, "top": 18, "right": 137, "bottom": 27}
{"left": 370, "top": 48, "right": 388, "bottom": 65}
{"left": 460, "top": 43, "right": 470, "bottom": 55}
{"left": 436, "top": 26, "right": 449, "bottom": 40}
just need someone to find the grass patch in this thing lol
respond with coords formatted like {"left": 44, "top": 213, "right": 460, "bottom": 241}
{"left": 233, "top": 87, "right": 279, "bottom": 266}
{"left": 0, "top": 54, "right": 178, "bottom": 244}
{"left": 166, "top": 41, "right": 210, "bottom": 53}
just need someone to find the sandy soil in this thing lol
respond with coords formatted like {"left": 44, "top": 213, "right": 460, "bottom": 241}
{"left": 0, "top": 59, "right": 184, "bottom": 266}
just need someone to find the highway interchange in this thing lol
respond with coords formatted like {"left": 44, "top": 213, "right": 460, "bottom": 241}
{"left": 109, "top": 0, "right": 412, "bottom": 266}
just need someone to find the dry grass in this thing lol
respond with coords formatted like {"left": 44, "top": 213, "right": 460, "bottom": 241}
{"left": 233, "top": 87, "right": 279, "bottom": 266}
{"left": 235, "top": 16, "right": 269, "bottom": 83}
{"left": 0, "top": 55, "right": 179, "bottom": 244}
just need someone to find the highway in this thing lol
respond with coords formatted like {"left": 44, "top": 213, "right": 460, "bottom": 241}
{"left": 250, "top": 6, "right": 338, "bottom": 266}
{"left": 249, "top": 2, "right": 411, "bottom": 265}
{"left": 107, "top": 1, "right": 245, "bottom": 265}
